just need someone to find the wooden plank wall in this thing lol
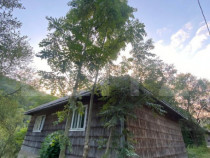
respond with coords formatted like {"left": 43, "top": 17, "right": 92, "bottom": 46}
{"left": 127, "top": 106, "right": 188, "bottom": 158}
{"left": 19, "top": 100, "right": 118, "bottom": 158}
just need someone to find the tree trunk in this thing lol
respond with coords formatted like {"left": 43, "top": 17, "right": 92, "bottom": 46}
{"left": 59, "top": 65, "right": 82, "bottom": 158}
{"left": 58, "top": 110, "right": 73, "bottom": 158}
{"left": 83, "top": 70, "right": 99, "bottom": 158}
{"left": 104, "top": 127, "right": 113, "bottom": 157}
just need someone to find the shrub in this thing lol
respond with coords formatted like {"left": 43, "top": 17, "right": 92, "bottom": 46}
{"left": 40, "top": 131, "right": 61, "bottom": 158}
{"left": 187, "top": 146, "right": 210, "bottom": 158}
{"left": 40, "top": 131, "right": 72, "bottom": 158}
{"left": 14, "top": 127, "right": 28, "bottom": 151}
{"left": 180, "top": 119, "right": 206, "bottom": 147}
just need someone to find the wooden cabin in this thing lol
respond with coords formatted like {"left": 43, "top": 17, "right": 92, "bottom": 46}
{"left": 18, "top": 89, "right": 188, "bottom": 158}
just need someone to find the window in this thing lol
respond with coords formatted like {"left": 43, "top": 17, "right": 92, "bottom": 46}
{"left": 70, "top": 105, "right": 87, "bottom": 131}
{"left": 33, "top": 115, "right": 46, "bottom": 132}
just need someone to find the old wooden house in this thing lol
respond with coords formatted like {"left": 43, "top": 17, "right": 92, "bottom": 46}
{"left": 18, "top": 88, "right": 188, "bottom": 158}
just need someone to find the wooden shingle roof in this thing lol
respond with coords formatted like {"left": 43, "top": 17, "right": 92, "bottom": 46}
{"left": 25, "top": 87, "right": 187, "bottom": 120}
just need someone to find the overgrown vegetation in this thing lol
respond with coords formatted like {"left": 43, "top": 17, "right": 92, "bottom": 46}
{"left": 0, "top": 0, "right": 33, "bottom": 76}
{"left": 0, "top": 1, "right": 58, "bottom": 155}
{"left": 40, "top": 131, "right": 61, "bottom": 158}
{"left": 98, "top": 76, "right": 166, "bottom": 157}
{"left": 0, "top": 93, "right": 22, "bottom": 157}
{"left": 187, "top": 146, "right": 210, "bottom": 158}
{"left": 181, "top": 118, "right": 206, "bottom": 147}
{"left": 40, "top": 131, "right": 72, "bottom": 158}
{"left": 0, "top": 75, "right": 57, "bottom": 157}
{"left": 0, "top": 75, "right": 57, "bottom": 110}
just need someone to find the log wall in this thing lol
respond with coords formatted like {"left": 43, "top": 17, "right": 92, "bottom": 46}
{"left": 127, "top": 106, "right": 188, "bottom": 158}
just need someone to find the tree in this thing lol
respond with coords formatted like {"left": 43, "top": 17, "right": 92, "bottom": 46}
{"left": 38, "top": 0, "right": 132, "bottom": 157}
{"left": 38, "top": 1, "right": 145, "bottom": 157}
{"left": 174, "top": 73, "right": 210, "bottom": 123}
{"left": 116, "top": 44, "right": 210, "bottom": 146}
{"left": 108, "top": 41, "right": 178, "bottom": 106}
{"left": 0, "top": 92, "right": 23, "bottom": 157}
{"left": 0, "top": 0, "right": 34, "bottom": 151}
{"left": 0, "top": 0, "right": 33, "bottom": 76}
{"left": 0, "top": 74, "right": 58, "bottom": 156}
{"left": 82, "top": 0, "right": 141, "bottom": 157}
{"left": 38, "top": 1, "right": 94, "bottom": 156}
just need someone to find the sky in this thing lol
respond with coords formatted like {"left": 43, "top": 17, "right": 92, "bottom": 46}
{"left": 14, "top": 0, "right": 210, "bottom": 80}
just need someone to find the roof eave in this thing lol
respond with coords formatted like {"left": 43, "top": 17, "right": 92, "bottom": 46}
{"left": 24, "top": 91, "right": 91, "bottom": 115}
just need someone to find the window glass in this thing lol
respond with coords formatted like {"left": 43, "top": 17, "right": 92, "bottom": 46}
{"left": 33, "top": 115, "right": 46, "bottom": 132}
{"left": 70, "top": 105, "right": 87, "bottom": 131}
{"left": 78, "top": 112, "right": 85, "bottom": 128}
{"left": 72, "top": 111, "right": 78, "bottom": 129}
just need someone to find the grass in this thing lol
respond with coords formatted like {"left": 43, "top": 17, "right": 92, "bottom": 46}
{"left": 187, "top": 146, "right": 210, "bottom": 158}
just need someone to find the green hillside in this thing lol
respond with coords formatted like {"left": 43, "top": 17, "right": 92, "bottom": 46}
{"left": 0, "top": 75, "right": 58, "bottom": 157}
{"left": 0, "top": 75, "right": 58, "bottom": 111}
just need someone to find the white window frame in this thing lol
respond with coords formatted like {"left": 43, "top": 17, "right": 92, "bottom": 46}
{"left": 70, "top": 105, "right": 87, "bottom": 131}
{"left": 33, "top": 115, "right": 46, "bottom": 132}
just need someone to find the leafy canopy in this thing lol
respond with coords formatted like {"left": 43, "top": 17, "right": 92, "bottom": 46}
{"left": 0, "top": 0, "right": 32, "bottom": 76}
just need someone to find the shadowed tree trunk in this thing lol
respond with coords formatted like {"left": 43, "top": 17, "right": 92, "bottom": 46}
{"left": 83, "top": 70, "right": 99, "bottom": 158}
{"left": 104, "top": 127, "right": 113, "bottom": 157}
{"left": 59, "top": 65, "right": 82, "bottom": 158}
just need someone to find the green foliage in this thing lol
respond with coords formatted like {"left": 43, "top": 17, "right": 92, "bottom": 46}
{"left": 37, "top": 0, "right": 140, "bottom": 95}
{"left": 40, "top": 131, "right": 72, "bottom": 158}
{"left": 54, "top": 100, "right": 84, "bottom": 125}
{"left": 99, "top": 76, "right": 164, "bottom": 127}
{"left": 114, "top": 129, "right": 139, "bottom": 158}
{"left": 96, "top": 137, "right": 107, "bottom": 150}
{"left": 174, "top": 73, "right": 210, "bottom": 123}
{"left": 204, "top": 122, "right": 210, "bottom": 130}
{"left": 180, "top": 118, "right": 206, "bottom": 147}
{"left": 0, "top": 0, "right": 33, "bottom": 76}
{"left": 99, "top": 75, "right": 165, "bottom": 157}
{"left": 0, "top": 91, "right": 23, "bottom": 157}
{"left": 40, "top": 132, "right": 61, "bottom": 158}
{"left": 111, "top": 31, "right": 210, "bottom": 146}
{"left": 0, "top": 75, "right": 57, "bottom": 157}
{"left": 118, "top": 142, "right": 139, "bottom": 158}
{"left": 187, "top": 146, "right": 210, "bottom": 158}
{"left": 38, "top": 1, "right": 143, "bottom": 157}
{"left": 0, "top": 75, "right": 58, "bottom": 111}
{"left": 14, "top": 127, "right": 28, "bottom": 148}
{"left": 54, "top": 110, "right": 68, "bottom": 125}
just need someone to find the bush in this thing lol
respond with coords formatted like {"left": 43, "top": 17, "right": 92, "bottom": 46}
{"left": 180, "top": 119, "right": 206, "bottom": 147}
{"left": 14, "top": 127, "right": 28, "bottom": 151}
{"left": 40, "top": 131, "right": 72, "bottom": 158}
{"left": 187, "top": 146, "right": 210, "bottom": 158}
{"left": 40, "top": 131, "right": 61, "bottom": 158}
